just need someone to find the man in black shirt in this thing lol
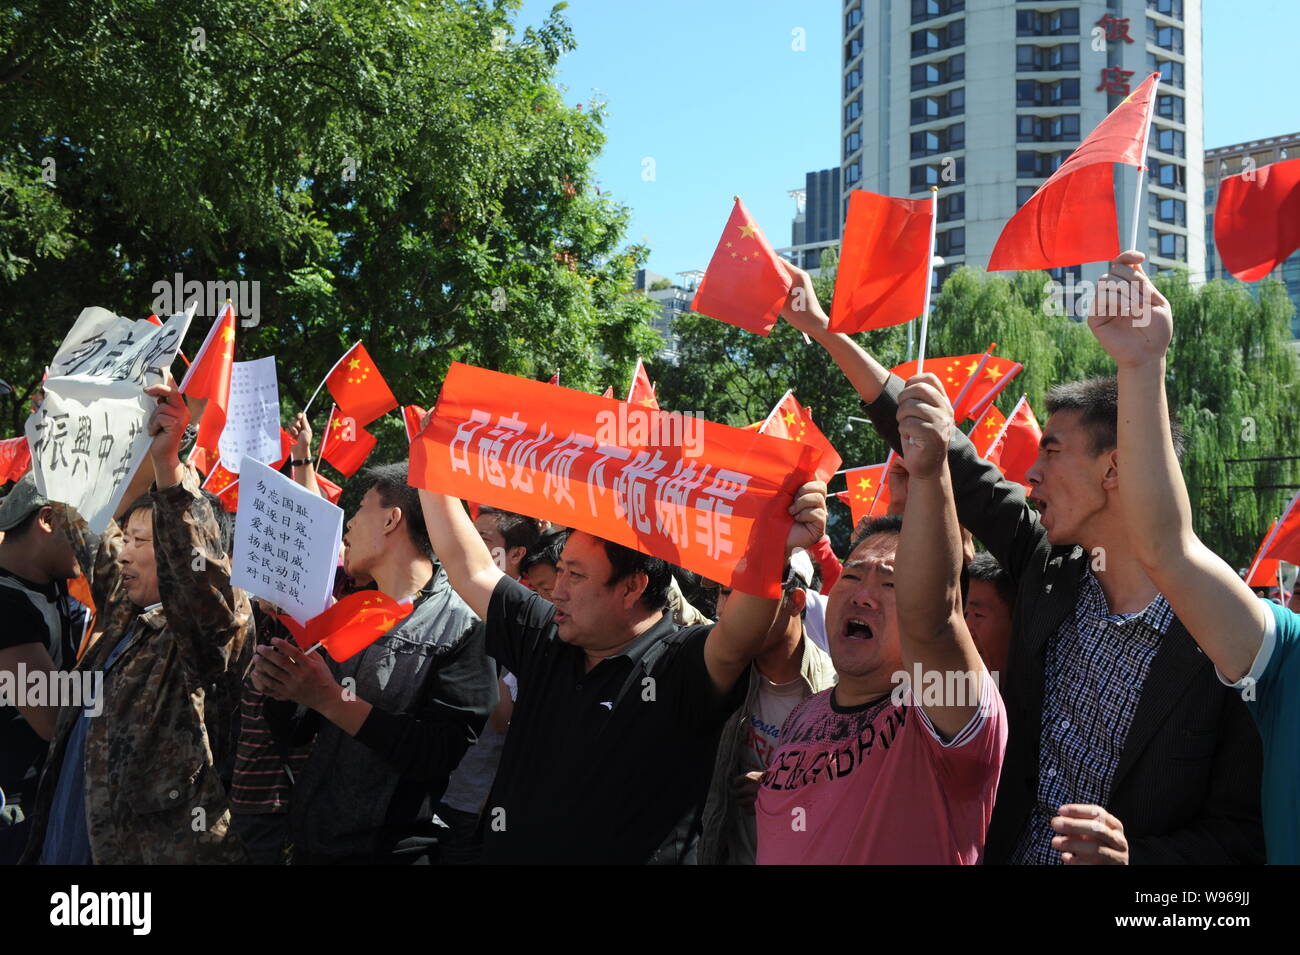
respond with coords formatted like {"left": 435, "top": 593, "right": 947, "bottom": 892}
{"left": 0, "top": 474, "right": 88, "bottom": 864}
{"left": 418, "top": 479, "right": 827, "bottom": 864}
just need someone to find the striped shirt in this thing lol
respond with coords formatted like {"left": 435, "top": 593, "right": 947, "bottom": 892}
{"left": 1011, "top": 569, "right": 1175, "bottom": 864}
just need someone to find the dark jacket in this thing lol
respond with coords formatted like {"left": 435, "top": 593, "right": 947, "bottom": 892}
{"left": 266, "top": 564, "right": 496, "bottom": 860}
{"left": 865, "top": 373, "right": 1264, "bottom": 865}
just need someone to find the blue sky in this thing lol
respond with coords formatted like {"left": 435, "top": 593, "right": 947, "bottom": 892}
{"left": 515, "top": 0, "right": 1298, "bottom": 279}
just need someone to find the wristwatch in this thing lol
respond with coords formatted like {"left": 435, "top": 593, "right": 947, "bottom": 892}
{"left": 289, "top": 458, "right": 312, "bottom": 468}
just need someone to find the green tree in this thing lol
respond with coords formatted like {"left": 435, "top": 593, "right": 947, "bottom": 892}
{"left": 0, "top": 0, "right": 661, "bottom": 472}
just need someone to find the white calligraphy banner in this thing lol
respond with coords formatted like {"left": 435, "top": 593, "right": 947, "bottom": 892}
{"left": 25, "top": 306, "right": 195, "bottom": 533}
{"left": 231, "top": 457, "right": 343, "bottom": 624}
{"left": 218, "top": 357, "right": 282, "bottom": 474}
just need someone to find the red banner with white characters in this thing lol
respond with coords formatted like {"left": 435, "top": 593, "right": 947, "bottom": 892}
{"left": 409, "top": 363, "right": 820, "bottom": 598}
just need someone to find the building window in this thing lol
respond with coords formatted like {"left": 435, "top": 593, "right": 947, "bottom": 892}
{"left": 1153, "top": 126, "right": 1185, "bottom": 156}
{"left": 845, "top": 30, "right": 863, "bottom": 64}
{"left": 845, "top": 67, "right": 862, "bottom": 95}
{"left": 911, "top": 122, "right": 964, "bottom": 157}
{"left": 1015, "top": 42, "right": 1080, "bottom": 72}
{"left": 1157, "top": 197, "right": 1186, "bottom": 226}
{"left": 1016, "top": 113, "right": 1081, "bottom": 142}
{"left": 938, "top": 191, "right": 965, "bottom": 221}
{"left": 1148, "top": 157, "right": 1185, "bottom": 191}
{"left": 1155, "top": 93, "right": 1184, "bottom": 122}
{"left": 910, "top": 157, "right": 964, "bottom": 190}
{"left": 1016, "top": 78, "right": 1080, "bottom": 107}
{"left": 845, "top": 4, "right": 862, "bottom": 32}
{"left": 936, "top": 227, "right": 966, "bottom": 256}
{"left": 845, "top": 130, "right": 862, "bottom": 158}
{"left": 1015, "top": 8, "right": 1079, "bottom": 36}
{"left": 1017, "top": 185, "right": 1038, "bottom": 207}
{"left": 1148, "top": 0, "right": 1183, "bottom": 17}
{"left": 1017, "top": 150, "right": 1068, "bottom": 178}
{"left": 845, "top": 93, "right": 863, "bottom": 125}
{"left": 1149, "top": 24, "right": 1184, "bottom": 53}
{"left": 910, "top": 87, "right": 964, "bottom": 122}
{"left": 1149, "top": 228, "right": 1186, "bottom": 260}
{"left": 846, "top": 160, "right": 862, "bottom": 186}
{"left": 910, "top": 53, "right": 965, "bottom": 89}
{"left": 912, "top": 0, "right": 965, "bottom": 24}
{"left": 1147, "top": 54, "right": 1184, "bottom": 88}
{"left": 911, "top": 20, "right": 965, "bottom": 55}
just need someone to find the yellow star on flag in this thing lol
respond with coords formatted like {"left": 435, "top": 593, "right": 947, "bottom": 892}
{"left": 738, "top": 222, "right": 758, "bottom": 239}
{"left": 857, "top": 477, "right": 873, "bottom": 492}
{"left": 985, "top": 365, "right": 1003, "bottom": 381}
{"left": 782, "top": 410, "right": 797, "bottom": 426}
{"left": 348, "top": 358, "right": 362, "bottom": 370}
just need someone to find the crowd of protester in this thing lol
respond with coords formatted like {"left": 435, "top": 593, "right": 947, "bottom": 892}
{"left": 1, "top": 250, "right": 1296, "bottom": 865}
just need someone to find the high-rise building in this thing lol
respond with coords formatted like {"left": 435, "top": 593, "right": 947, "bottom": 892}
{"left": 1204, "top": 132, "right": 1300, "bottom": 339}
{"left": 841, "top": 0, "right": 1203, "bottom": 294}
{"left": 789, "top": 168, "right": 843, "bottom": 269}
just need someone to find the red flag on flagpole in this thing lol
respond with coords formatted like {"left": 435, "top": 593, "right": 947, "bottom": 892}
{"left": 758, "top": 390, "right": 842, "bottom": 484}
{"left": 315, "top": 473, "right": 343, "bottom": 505}
{"left": 986, "top": 396, "right": 1041, "bottom": 489}
{"left": 890, "top": 351, "right": 1023, "bottom": 422}
{"left": 690, "top": 197, "right": 793, "bottom": 336}
{"left": 1214, "top": 156, "right": 1300, "bottom": 282}
{"left": 201, "top": 461, "right": 240, "bottom": 512}
{"left": 547, "top": 371, "right": 560, "bottom": 386}
{"left": 988, "top": 72, "right": 1160, "bottom": 271}
{"left": 1245, "top": 520, "right": 1283, "bottom": 587}
{"left": 279, "top": 590, "right": 415, "bottom": 662}
{"left": 970, "top": 406, "right": 1007, "bottom": 459}
{"left": 323, "top": 342, "right": 398, "bottom": 427}
{"left": 829, "top": 189, "right": 934, "bottom": 333}
{"left": 403, "top": 405, "right": 427, "bottom": 443}
{"left": 626, "top": 359, "right": 659, "bottom": 409}
{"left": 320, "top": 405, "right": 378, "bottom": 478}
{"left": 1263, "top": 492, "right": 1300, "bottom": 566}
{"left": 838, "top": 462, "right": 891, "bottom": 526}
{"left": 179, "top": 302, "right": 237, "bottom": 474}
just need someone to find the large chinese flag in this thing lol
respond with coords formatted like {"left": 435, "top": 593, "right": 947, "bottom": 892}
{"left": 986, "top": 396, "right": 1041, "bottom": 489}
{"left": 320, "top": 404, "right": 377, "bottom": 478}
{"left": 1245, "top": 521, "right": 1282, "bottom": 587}
{"left": 179, "top": 302, "right": 237, "bottom": 474}
{"left": 988, "top": 72, "right": 1160, "bottom": 271}
{"left": 691, "top": 197, "right": 793, "bottom": 336}
{"left": 830, "top": 189, "right": 934, "bottom": 333}
{"left": 0, "top": 436, "right": 33, "bottom": 484}
{"left": 970, "top": 406, "right": 1007, "bottom": 459}
{"left": 626, "top": 359, "right": 659, "bottom": 409}
{"left": 890, "top": 349, "right": 1023, "bottom": 422}
{"left": 1214, "top": 156, "right": 1300, "bottom": 282}
{"left": 759, "top": 390, "right": 842, "bottom": 484}
{"left": 1263, "top": 492, "right": 1300, "bottom": 565}
{"left": 324, "top": 342, "right": 398, "bottom": 427}
{"left": 279, "top": 590, "right": 415, "bottom": 662}
{"left": 838, "top": 462, "right": 891, "bottom": 525}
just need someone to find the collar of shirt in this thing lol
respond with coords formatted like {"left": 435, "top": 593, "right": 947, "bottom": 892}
{"left": 584, "top": 610, "right": 678, "bottom": 676}
{"left": 1075, "top": 566, "right": 1175, "bottom": 636}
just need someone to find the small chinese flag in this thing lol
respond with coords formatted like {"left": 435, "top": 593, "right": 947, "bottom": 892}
{"left": 1245, "top": 520, "right": 1282, "bottom": 588}
{"left": 320, "top": 404, "right": 378, "bottom": 479}
{"left": 201, "top": 461, "right": 240, "bottom": 513}
{"left": 1214, "top": 156, "right": 1300, "bottom": 282}
{"left": 316, "top": 473, "right": 343, "bottom": 505}
{"left": 179, "top": 302, "right": 237, "bottom": 474}
{"left": 988, "top": 72, "right": 1160, "bottom": 271}
{"left": 324, "top": 342, "right": 398, "bottom": 427}
{"left": 986, "top": 396, "right": 1041, "bottom": 490}
{"left": 970, "top": 405, "right": 1007, "bottom": 459}
{"left": 279, "top": 590, "right": 415, "bottom": 662}
{"left": 830, "top": 189, "right": 934, "bottom": 333}
{"left": 759, "top": 390, "right": 842, "bottom": 484}
{"left": 626, "top": 358, "right": 659, "bottom": 409}
{"left": 1263, "top": 492, "right": 1300, "bottom": 566}
{"left": 0, "top": 436, "right": 33, "bottom": 484}
{"left": 837, "top": 462, "right": 891, "bottom": 526}
{"left": 548, "top": 371, "right": 560, "bottom": 386}
{"left": 890, "top": 348, "right": 1023, "bottom": 422}
{"left": 403, "top": 404, "right": 427, "bottom": 443}
{"left": 690, "top": 197, "right": 793, "bottom": 336}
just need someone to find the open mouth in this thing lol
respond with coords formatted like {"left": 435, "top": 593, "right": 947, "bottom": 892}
{"left": 843, "top": 617, "right": 874, "bottom": 642}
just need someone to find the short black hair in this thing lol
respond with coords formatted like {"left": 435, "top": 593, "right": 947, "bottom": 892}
{"left": 521, "top": 537, "right": 562, "bottom": 575}
{"left": 1046, "top": 376, "right": 1185, "bottom": 459}
{"left": 119, "top": 491, "right": 155, "bottom": 530}
{"left": 362, "top": 462, "right": 433, "bottom": 560}
{"left": 599, "top": 537, "right": 672, "bottom": 613}
{"left": 477, "top": 506, "right": 543, "bottom": 554}
{"left": 967, "top": 551, "right": 1015, "bottom": 608}
{"left": 848, "top": 514, "right": 903, "bottom": 554}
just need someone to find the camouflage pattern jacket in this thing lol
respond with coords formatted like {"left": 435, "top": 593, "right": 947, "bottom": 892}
{"left": 20, "top": 475, "right": 254, "bottom": 863}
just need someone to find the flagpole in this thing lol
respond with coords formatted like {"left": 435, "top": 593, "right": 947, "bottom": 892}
{"left": 303, "top": 342, "right": 357, "bottom": 418}
{"left": 949, "top": 342, "right": 996, "bottom": 418}
{"left": 986, "top": 394, "right": 1028, "bottom": 461}
{"left": 1127, "top": 75, "right": 1159, "bottom": 252}
{"left": 315, "top": 405, "right": 334, "bottom": 473}
{"left": 866, "top": 449, "right": 895, "bottom": 516}
{"left": 759, "top": 389, "right": 794, "bottom": 435}
{"left": 916, "top": 186, "right": 940, "bottom": 374}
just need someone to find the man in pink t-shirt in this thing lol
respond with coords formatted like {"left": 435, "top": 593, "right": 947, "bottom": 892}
{"left": 756, "top": 373, "right": 1008, "bottom": 865}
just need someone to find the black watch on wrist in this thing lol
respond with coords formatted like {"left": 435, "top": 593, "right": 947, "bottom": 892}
{"left": 290, "top": 457, "right": 312, "bottom": 468}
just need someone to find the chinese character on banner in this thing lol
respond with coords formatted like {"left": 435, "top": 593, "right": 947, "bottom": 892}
{"left": 1095, "top": 14, "right": 1134, "bottom": 44}
{"left": 1097, "top": 66, "right": 1134, "bottom": 95}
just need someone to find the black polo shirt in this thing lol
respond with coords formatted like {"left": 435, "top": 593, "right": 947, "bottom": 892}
{"left": 481, "top": 575, "right": 746, "bottom": 864}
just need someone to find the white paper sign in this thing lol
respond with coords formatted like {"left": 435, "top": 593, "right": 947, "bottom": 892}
{"left": 231, "top": 456, "right": 343, "bottom": 625}
{"left": 26, "top": 307, "right": 194, "bottom": 533}
{"left": 218, "top": 357, "right": 281, "bottom": 474}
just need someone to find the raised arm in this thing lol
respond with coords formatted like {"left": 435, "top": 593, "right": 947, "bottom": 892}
{"left": 894, "top": 375, "right": 986, "bottom": 737}
{"left": 287, "top": 411, "right": 322, "bottom": 496}
{"left": 417, "top": 489, "right": 504, "bottom": 622}
{"left": 781, "top": 263, "right": 891, "bottom": 404}
{"left": 1090, "top": 250, "right": 1270, "bottom": 681}
{"left": 703, "top": 480, "right": 827, "bottom": 693}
